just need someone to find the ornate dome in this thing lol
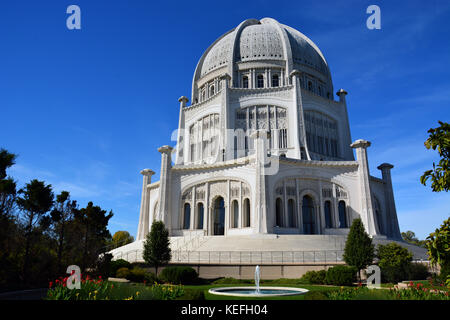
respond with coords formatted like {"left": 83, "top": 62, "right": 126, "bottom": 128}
{"left": 192, "top": 18, "right": 332, "bottom": 99}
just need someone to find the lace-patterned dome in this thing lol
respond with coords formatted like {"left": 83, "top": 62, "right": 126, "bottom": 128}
{"left": 193, "top": 17, "right": 332, "bottom": 95}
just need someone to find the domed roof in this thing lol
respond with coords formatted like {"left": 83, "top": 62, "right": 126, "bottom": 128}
{"left": 193, "top": 18, "right": 331, "bottom": 95}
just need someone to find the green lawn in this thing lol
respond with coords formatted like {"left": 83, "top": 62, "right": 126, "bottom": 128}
{"left": 183, "top": 283, "right": 341, "bottom": 300}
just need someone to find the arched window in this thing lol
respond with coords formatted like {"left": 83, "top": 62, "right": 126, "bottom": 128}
{"left": 308, "top": 81, "right": 312, "bottom": 91}
{"left": 209, "top": 85, "right": 215, "bottom": 96}
{"left": 257, "top": 74, "right": 264, "bottom": 88}
{"left": 243, "top": 198, "right": 251, "bottom": 227}
{"left": 213, "top": 197, "right": 225, "bottom": 235}
{"left": 275, "top": 198, "right": 283, "bottom": 227}
{"left": 272, "top": 74, "right": 279, "bottom": 87}
{"left": 288, "top": 199, "right": 296, "bottom": 228}
{"left": 324, "top": 200, "right": 333, "bottom": 228}
{"left": 338, "top": 200, "right": 348, "bottom": 228}
{"left": 197, "top": 203, "right": 204, "bottom": 229}
{"left": 302, "top": 195, "right": 315, "bottom": 234}
{"left": 183, "top": 203, "right": 191, "bottom": 229}
{"left": 232, "top": 200, "right": 239, "bottom": 228}
{"left": 242, "top": 76, "right": 249, "bottom": 88}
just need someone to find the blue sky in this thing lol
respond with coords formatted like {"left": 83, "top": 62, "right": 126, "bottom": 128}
{"left": 0, "top": 0, "right": 449, "bottom": 240}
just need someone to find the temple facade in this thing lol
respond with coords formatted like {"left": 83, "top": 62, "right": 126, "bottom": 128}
{"left": 134, "top": 18, "right": 402, "bottom": 243}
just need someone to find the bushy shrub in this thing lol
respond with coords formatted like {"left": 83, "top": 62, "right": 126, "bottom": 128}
{"left": 160, "top": 266, "right": 198, "bottom": 284}
{"left": 406, "top": 263, "right": 430, "bottom": 280}
{"left": 325, "top": 265, "right": 357, "bottom": 286}
{"left": 126, "top": 267, "right": 150, "bottom": 283}
{"left": 110, "top": 259, "right": 132, "bottom": 277}
{"left": 300, "top": 270, "right": 327, "bottom": 284}
{"left": 116, "top": 267, "right": 130, "bottom": 279}
{"left": 377, "top": 243, "right": 413, "bottom": 283}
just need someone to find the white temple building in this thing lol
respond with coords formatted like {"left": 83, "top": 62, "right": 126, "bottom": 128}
{"left": 110, "top": 18, "right": 427, "bottom": 264}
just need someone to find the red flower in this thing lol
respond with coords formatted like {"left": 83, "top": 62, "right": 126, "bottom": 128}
{"left": 49, "top": 281, "right": 53, "bottom": 288}
{"left": 98, "top": 276, "right": 102, "bottom": 280}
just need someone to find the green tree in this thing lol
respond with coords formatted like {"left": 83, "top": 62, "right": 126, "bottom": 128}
{"left": 420, "top": 121, "right": 450, "bottom": 192}
{"left": 425, "top": 217, "right": 450, "bottom": 280}
{"left": 73, "top": 201, "right": 113, "bottom": 270}
{"left": 16, "top": 179, "right": 54, "bottom": 283}
{"left": 343, "top": 218, "right": 375, "bottom": 281}
{"left": 377, "top": 242, "right": 413, "bottom": 283}
{"left": 0, "top": 149, "right": 20, "bottom": 289}
{"left": 401, "top": 230, "right": 426, "bottom": 248}
{"left": 111, "top": 230, "right": 134, "bottom": 249}
{"left": 50, "top": 191, "right": 77, "bottom": 274}
{"left": 143, "top": 221, "right": 171, "bottom": 276}
{"left": 0, "top": 149, "right": 17, "bottom": 217}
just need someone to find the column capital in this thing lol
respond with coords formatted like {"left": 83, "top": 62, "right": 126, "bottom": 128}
{"left": 350, "top": 139, "right": 371, "bottom": 149}
{"left": 178, "top": 96, "right": 189, "bottom": 104}
{"left": 140, "top": 168, "right": 155, "bottom": 176}
{"left": 158, "top": 145, "right": 174, "bottom": 154}
{"left": 377, "top": 163, "right": 394, "bottom": 171}
{"left": 289, "top": 69, "right": 301, "bottom": 79}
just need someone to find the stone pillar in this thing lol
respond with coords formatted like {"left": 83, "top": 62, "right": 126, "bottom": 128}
{"left": 350, "top": 139, "right": 378, "bottom": 236}
{"left": 137, "top": 169, "right": 155, "bottom": 240}
{"left": 251, "top": 130, "right": 268, "bottom": 234}
{"left": 337, "top": 89, "right": 354, "bottom": 160}
{"left": 290, "top": 70, "right": 307, "bottom": 159}
{"left": 157, "top": 145, "right": 173, "bottom": 231}
{"left": 176, "top": 96, "right": 188, "bottom": 165}
{"left": 220, "top": 74, "right": 231, "bottom": 161}
{"left": 377, "top": 163, "right": 402, "bottom": 239}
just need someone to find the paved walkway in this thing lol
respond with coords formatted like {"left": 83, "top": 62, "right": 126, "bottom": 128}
{"left": 0, "top": 288, "right": 48, "bottom": 300}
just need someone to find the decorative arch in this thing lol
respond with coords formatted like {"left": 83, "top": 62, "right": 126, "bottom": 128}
{"left": 338, "top": 200, "right": 348, "bottom": 228}
{"left": 302, "top": 195, "right": 316, "bottom": 234}
{"left": 243, "top": 198, "right": 251, "bottom": 228}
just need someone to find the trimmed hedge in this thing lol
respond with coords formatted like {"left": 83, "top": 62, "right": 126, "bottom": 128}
{"left": 325, "top": 265, "right": 357, "bottom": 286}
{"left": 160, "top": 266, "right": 199, "bottom": 285}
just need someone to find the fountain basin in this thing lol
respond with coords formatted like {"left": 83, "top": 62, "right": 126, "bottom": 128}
{"left": 208, "top": 286, "right": 309, "bottom": 297}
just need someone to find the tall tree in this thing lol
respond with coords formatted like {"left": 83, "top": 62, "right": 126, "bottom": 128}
{"left": 0, "top": 149, "right": 17, "bottom": 217}
{"left": 0, "top": 149, "right": 19, "bottom": 289}
{"left": 73, "top": 201, "right": 113, "bottom": 270}
{"left": 50, "top": 191, "right": 77, "bottom": 274}
{"left": 111, "top": 230, "right": 134, "bottom": 249}
{"left": 16, "top": 179, "right": 54, "bottom": 283}
{"left": 143, "top": 221, "right": 171, "bottom": 276}
{"left": 426, "top": 217, "right": 450, "bottom": 280}
{"left": 420, "top": 121, "right": 450, "bottom": 192}
{"left": 343, "top": 218, "right": 375, "bottom": 282}
{"left": 0, "top": 148, "right": 16, "bottom": 181}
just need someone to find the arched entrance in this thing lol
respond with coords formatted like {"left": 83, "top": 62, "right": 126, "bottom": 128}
{"left": 212, "top": 197, "right": 225, "bottom": 235}
{"left": 302, "top": 195, "right": 316, "bottom": 234}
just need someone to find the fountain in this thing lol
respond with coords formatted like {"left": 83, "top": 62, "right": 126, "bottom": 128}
{"left": 255, "top": 265, "right": 260, "bottom": 294}
{"left": 208, "top": 265, "right": 309, "bottom": 297}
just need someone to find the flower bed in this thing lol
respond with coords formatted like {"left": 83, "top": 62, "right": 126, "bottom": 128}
{"left": 46, "top": 274, "right": 184, "bottom": 300}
